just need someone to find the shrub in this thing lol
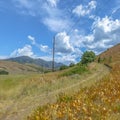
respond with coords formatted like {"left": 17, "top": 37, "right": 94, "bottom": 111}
{"left": 0, "top": 70, "right": 9, "bottom": 75}
{"left": 59, "top": 65, "right": 68, "bottom": 70}
{"left": 98, "top": 56, "right": 101, "bottom": 63}
{"left": 60, "top": 64, "right": 88, "bottom": 77}
{"left": 69, "top": 63, "right": 75, "bottom": 67}
{"left": 81, "top": 51, "right": 96, "bottom": 64}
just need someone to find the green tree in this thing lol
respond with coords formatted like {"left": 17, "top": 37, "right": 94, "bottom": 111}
{"left": 81, "top": 51, "right": 96, "bottom": 64}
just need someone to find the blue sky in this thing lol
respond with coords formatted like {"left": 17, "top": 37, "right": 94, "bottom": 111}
{"left": 0, "top": 0, "right": 120, "bottom": 64}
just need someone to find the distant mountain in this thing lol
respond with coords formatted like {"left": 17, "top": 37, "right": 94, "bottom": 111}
{"left": 5, "top": 56, "right": 64, "bottom": 69}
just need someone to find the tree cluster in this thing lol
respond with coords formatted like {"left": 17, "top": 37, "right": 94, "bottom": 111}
{"left": 81, "top": 51, "right": 96, "bottom": 64}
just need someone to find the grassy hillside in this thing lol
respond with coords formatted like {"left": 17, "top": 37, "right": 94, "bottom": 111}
{"left": 29, "top": 63, "right": 120, "bottom": 120}
{"left": 0, "top": 60, "right": 45, "bottom": 74}
{"left": 98, "top": 43, "right": 120, "bottom": 66}
{"left": 27, "top": 44, "right": 120, "bottom": 120}
{"left": 0, "top": 44, "right": 119, "bottom": 120}
{"left": 0, "top": 62, "right": 110, "bottom": 120}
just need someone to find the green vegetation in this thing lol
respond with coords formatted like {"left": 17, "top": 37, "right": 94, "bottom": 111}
{"left": 0, "top": 70, "right": 9, "bottom": 75}
{"left": 60, "top": 64, "right": 88, "bottom": 77}
{"left": 59, "top": 65, "right": 68, "bottom": 70}
{"left": 81, "top": 51, "right": 96, "bottom": 64}
{"left": 98, "top": 56, "right": 101, "bottom": 63}
{"left": 69, "top": 63, "right": 75, "bottom": 67}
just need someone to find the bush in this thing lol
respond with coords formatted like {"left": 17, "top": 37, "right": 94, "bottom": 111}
{"left": 60, "top": 64, "right": 88, "bottom": 77}
{"left": 81, "top": 51, "right": 96, "bottom": 64}
{"left": 0, "top": 70, "right": 9, "bottom": 75}
{"left": 69, "top": 63, "right": 75, "bottom": 67}
{"left": 59, "top": 65, "right": 68, "bottom": 70}
{"left": 98, "top": 56, "right": 101, "bottom": 63}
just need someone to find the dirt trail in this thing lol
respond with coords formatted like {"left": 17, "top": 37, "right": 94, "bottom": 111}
{"left": 0, "top": 64, "right": 110, "bottom": 120}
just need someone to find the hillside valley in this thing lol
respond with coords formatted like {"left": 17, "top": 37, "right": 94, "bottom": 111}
{"left": 0, "top": 43, "right": 119, "bottom": 120}
{"left": 0, "top": 56, "right": 63, "bottom": 74}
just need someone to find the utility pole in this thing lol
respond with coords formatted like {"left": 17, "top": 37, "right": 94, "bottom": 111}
{"left": 52, "top": 36, "right": 55, "bottom": 72}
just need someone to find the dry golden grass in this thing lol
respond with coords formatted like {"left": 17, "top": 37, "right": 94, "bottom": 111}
{"left": 28, "top": 63, "right": 120, "bottom": 120}
{"left": 0, "top": 63, "right": 109, "bottom": 120}
{"left": 0, "top": 61, "right": 42, "bottom": 74}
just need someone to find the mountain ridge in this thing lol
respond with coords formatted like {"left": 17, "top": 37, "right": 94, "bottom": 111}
{"left": 4, "top": 56, "right": 63, "bottom": 69}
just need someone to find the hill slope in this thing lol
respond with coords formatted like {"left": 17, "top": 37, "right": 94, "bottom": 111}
{"left": 98, "top": 43, "right": 120, "bottom": 66}
{"left": 0, "top": 60, "right": 43, "bottom": 74}
{"left": 5, "top": 56, "right": 63, "bottom": 69}
{"left": 0, "top": 44, "right": 119, "bottom": 120}
{"left": 26, "top": 46, "right": 120, "bottom": 120}
{"left": 0, "top": 63, "right": 110, "bottom": 120}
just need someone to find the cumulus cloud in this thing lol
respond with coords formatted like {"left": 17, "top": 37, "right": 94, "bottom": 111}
{"left": 10, "top": 45, "right": 34, "bottom": 57}
{"left": 55, "top": 54, "right": 78, "bottom": 65}
{"left": 27, "top": 35, "right": 51, "bottom": 54}
{"left": 55, "top": 32, "right": 74, "bottom": 53}
{"left": 28, "top": 35, "right": 36, "bottom": 44}
{"left": 40, "top": 44, "right": 51, "bottom": 53}
{"left": 85, "top": 16, "right": 120, "bottom": 54}
{"left": 7, "top": 1, "right": 120, "bottom": 64}
{"left": 47, "top": 31, "right": 83, "bottom": 64}
{"left": 72, "top": 1, "right": 97, "bottom": 17}
{"left": 62, "top": 16, "right": 120, "bottom": 56}
{"left": 93, "top": 16, "right": 120, "bottom": 33}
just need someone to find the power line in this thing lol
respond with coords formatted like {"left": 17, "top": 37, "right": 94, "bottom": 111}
{"left": 67, "top": 17, "right": 81, "bottom": 35}
{"left": 52, "top": 6, "right": 82, "bottom": 71}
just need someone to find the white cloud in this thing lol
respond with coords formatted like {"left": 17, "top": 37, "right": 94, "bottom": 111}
{"left": 47, "top": 0, "right": 59, "bottom": 7}
{"left": 88, "top": 1, "right": 97, "bottom": 9}
{"left": 6, "top": 1, "right": 120, "bottom": 64}
{"left": 13, "top": 0, "right": 72, "bottom": 32}
{"left": 72, "top": 1, "right": 97, "bottom": 17}
{"left": 43, "top": 18, "right": 71, "bottom": 32}
{"left": 39, "top": 56, "right": 52, "bottom": 62}
{"left": 40, "top": 44, "right": 51, "bottom": 53}
{"left": 55, "top": 32, "right": 74, "bottom": 53}
{"left": 28, "top": 35, "right": 36, "bottom": 44}
{"left": 55, "top": 54, "right": 77, "bottom": 65}
{"left": 10, "top": 45, "right": 34, "bottom": 57}
{"left": 112, "top": 7, "right": 120, "bottom": 14}
{"left": 41, "top": 2, "right": 73, "bottom": 32}
{"left": 93, "top": 16, "right": 120, "bottom": 33}
{"left": 85, "top": 16, "right": 120, "bottom": 54}
{"left": 27, "top": 35, "right": 51, "bottom": 54}
{"left": 12, "top": 0, "right": 43, "bottom": 16}
{"left": 14, "top": 0, "right": 31, "bottom": 8}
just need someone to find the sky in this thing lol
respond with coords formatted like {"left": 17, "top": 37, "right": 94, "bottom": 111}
{"left": 0, "top": 0, "right": 120, "bottom": 64}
